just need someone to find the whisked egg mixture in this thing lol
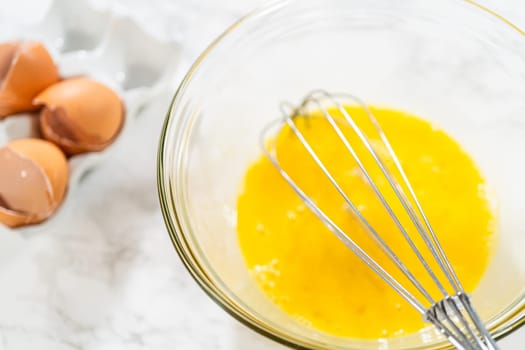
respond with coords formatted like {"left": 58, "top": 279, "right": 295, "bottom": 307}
{"left": 236, "top": 106, "right": 496, "bottom": 338}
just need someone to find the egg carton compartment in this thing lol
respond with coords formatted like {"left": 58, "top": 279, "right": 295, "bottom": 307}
{"left": 28, "top": 0, "right": 112, "bottom": 54}
{"left": 0, "top": 0, "right": 182, "bottom": 235}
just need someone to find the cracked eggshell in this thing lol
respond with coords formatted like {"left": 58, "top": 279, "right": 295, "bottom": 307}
{"left": 0, "top": 138, "right": 68, "bottom": 228}
{"left": 0, "top": 41, "right": 60, "bottom": 119}
{"left": 34, "top": 77, "right": 125, "bottom": 155}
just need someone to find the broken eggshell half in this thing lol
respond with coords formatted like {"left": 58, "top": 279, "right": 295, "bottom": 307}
{"left": 0, "top": 41, "right": 60, "bottom": 119}
{"left": 34, "top": 77, "right": 125, "bottom": 155}
{"left": 0, "top": 138, "right": 68, "bottom": 228}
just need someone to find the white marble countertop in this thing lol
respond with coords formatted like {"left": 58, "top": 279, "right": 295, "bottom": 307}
{"left": 0, "top": 0, "right": 523, "bottom": 349}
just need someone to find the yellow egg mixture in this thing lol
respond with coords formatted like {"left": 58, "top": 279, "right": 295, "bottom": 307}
{"left": 237, "top": 106, "right": 496, "bottom": 338}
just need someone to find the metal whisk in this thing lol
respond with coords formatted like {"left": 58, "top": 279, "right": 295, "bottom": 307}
{"left": 261, "top": 90, "right": 498, "bottom": 350}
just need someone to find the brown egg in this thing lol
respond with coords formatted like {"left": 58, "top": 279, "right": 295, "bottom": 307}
{"left": 34, "top": 77, "right": 125, "bottom": 155}
{"left": 0, "top": 138, "right": 68, "bottom": 228}
{"left": 0, "top": 41, "right": 60, "bottom": 119}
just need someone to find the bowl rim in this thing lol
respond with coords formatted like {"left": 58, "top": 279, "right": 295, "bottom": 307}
{"left": 157, "top": 0, "right": 525, "bottom": 348}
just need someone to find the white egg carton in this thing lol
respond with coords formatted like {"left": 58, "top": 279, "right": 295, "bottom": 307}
{"left": 0, "top": 0, "right": 182, "bottom": 235}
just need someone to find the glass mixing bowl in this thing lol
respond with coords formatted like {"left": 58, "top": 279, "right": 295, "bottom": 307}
{"left": 158, "top": 0, "right": 525, "bottom": 348}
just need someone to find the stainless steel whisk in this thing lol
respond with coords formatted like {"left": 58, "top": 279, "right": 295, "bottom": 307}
{"left": 261, "top": 90, "right": 498, "bottom": 350}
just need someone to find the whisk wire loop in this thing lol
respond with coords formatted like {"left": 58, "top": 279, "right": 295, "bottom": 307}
{"left": 312, "top": 90, "right": 460, "bottom": 295}
{"left": 261, "top": 91, "right": 498, "bottom": 350}
{"left": 280, "top": 102, "right": 436, "bottom": 305}
{"left": 331, "top": 91, "right": 463, "bottom": 293}
{"left": 302, "top": 93, "right": 450, "bottom": 300}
